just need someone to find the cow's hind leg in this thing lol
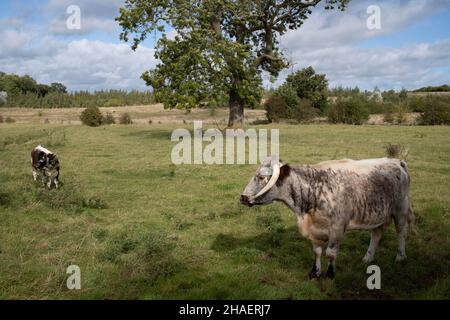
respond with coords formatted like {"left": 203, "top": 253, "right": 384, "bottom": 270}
{"left": 55, "top": 172, "right": 59, "bottom": 189}
{"left": 309, "top": 242, "right": 322, "bottom": 279}
{"left": 362, "top": 227, "right": 384, "bottom": 263}
{"left": 325, "top": 225, "right": 345, "bottom": 278}
{"left": 394, "top": 215, "right": 408, "bottom": 261}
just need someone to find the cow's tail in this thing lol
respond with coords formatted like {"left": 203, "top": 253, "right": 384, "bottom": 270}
{"left": 407, "top": 205, "right": 418, "bottom": 235}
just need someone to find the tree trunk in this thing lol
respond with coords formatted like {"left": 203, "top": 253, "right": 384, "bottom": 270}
{"left": 228, "top": 90, "right": 245, "bottom": 128}
{"left": 228, "top": 78, "right": 245, "bottom": 128}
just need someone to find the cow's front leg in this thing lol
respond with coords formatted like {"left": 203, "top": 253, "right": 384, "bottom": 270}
{"left": 325, "top": 226, "right": 344, "bottom": 279}
{"left": 363, "top": 227, "right": 384, "bottom": 263}
{"left": 32, "top": 168, "right": 38, "bottom": 181}
{"left": 309, "top": 242, "right": 323, "bottom": 279}
{"left": 47, "top": 179, "right": 52, "bottom": 189}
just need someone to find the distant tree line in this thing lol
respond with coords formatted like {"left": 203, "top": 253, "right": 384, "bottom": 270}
{"left": 413, "top": 85, "right": 450, "bottom": 93}
{"left": 265, "top": 67, "right": 450, "bottom": 125}
{"left": 0, "top": 72, "right": 154, "bottom": 108}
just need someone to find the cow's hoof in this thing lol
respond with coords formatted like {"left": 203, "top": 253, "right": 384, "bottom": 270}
{"left": 308, "top": 271, "right": 321, "bottom": 280}
{"left": 362, "top": 255, "right": 373, "bottom": 264}
{"left": 308, "top": 266, "right": 321, "bottom": 280}
{"left": 325, "top": 265, "right": 335, "bottom": 279}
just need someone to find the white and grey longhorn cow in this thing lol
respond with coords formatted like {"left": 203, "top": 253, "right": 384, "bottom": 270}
{"left": 240, "top": 156, "right": 415, "bottom": 278}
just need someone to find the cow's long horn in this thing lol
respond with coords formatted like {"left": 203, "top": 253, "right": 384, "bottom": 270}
{"left": 253, "top": 163, "right": 280, "bottom": 199}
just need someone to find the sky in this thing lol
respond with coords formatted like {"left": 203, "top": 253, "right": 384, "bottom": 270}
{"left": 0, "top": 0, "right": 449, "bottom": 92}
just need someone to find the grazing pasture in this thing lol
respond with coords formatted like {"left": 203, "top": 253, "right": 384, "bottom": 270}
{"left": 0, "top": 123, "right": 449, "bottom": 299}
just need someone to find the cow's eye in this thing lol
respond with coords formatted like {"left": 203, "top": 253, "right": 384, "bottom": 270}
{"left": 258, "top": 175, "right": 266, "bottom": 180}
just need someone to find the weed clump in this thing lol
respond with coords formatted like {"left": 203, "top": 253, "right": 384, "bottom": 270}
{"left": 31, "top": 181, "right": 108, "bottom": 213}
{"left": 103, "top": 112, "right": 116, "bottom": 125}
{"left": 385, "top": 143, "right": 409, "bottom": 159}
{"left": 119, "top": 113, "right": 133, "bottom": 124}
{"left": 0, "top": 192, "right": 11, "bottom": 206}
{"left": 5, "top": 116, "right": 15, "bottom": 123}
{"left": 84, "top": 197, "right": 108, "bottom": 209}
{"left": 98, "top": 228, "right": 180, "bottom": 281}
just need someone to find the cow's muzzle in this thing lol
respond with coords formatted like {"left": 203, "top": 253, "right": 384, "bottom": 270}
{"left": 240, "top": 195, "right": 254, "bottom": 207}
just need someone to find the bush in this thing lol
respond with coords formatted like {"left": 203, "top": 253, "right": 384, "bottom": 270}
{"left": 383, "top": 103, "right": 395, "bottom": 124}
{"left": 102, "top": 112, "right": 116, "bottom": 124}
{"left": 273, "top": 83, "right": 300, "bottom": 112}
{"left": 408, "top": 96, "right": 426, "bottom": 112}
{"left": 119, "top": 113, "right": 133, "bottom": 124}
{"left": 292, "top": 99, "right": 320, "bottom": 123}
{"left": 395, "top": 103, "right": 409, "bottom": 124}
{"left": 80, "top": 106, "right": 103, "bottom": 127}
{"left": 285, "top": 66, "right": 329, "bottom": 112}
{"left": 5, "top": 116, "right": 15, "bottom": 123}
{"left": 264, "top": 95, "right": 288, "bottom": 123}
{"left": 418, "top": 97, "right": 450, "bottom": 125}
{"left": 383, "top": 103, "right": 409, "bottom": 124}
{"left": 265, "top": 89, "right": 319, "bottom": 123}
{"left": 328, "top": 96, "right": 369, "bottom": 125}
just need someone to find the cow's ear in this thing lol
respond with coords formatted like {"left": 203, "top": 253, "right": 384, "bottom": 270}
{"left": 279, "top": 164, "right": 291, "bottom": 181}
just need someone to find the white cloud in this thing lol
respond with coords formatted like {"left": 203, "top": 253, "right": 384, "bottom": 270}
{"left": 1, "top": 0, "right": 449, "bottom": 92}
{"left": 269, "top": 40, "right": 450, "bottom": 91}
{"left": 271, "top": 0, "right": 450, "bottom": 90}
{"left": 281, "top": 0, "right": 450, "bottom": 49}
{"left": 0, "top": 38, "right": 157, "bottom": 91}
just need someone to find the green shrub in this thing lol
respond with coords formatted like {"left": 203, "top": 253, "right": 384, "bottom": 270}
{"left": 395, "top": 103, "right": 409, "bottom": 124}
{"left": 264, "top": 95, "right": 288, "bottom": 123}
{"left": 265, "top": 89, "right": 319, "bottom": 123}
{"left": 366, "top": 99, "right": 385, "bottom": 114}
{"left": 285, "top": 66, "right": 329, "bottom": 112}
{"left": 80, "top": 107, "right": 103, "bottom": 127}
{"left": 102, "top": 112, "right": 116, "bottom": 124}
{"left": 418, "top": 97, "right": 450, "bottom": 125}
{"left": 383, "top": 103, "right": 395, "bottom": 124}
{"left": 292, "top": 99, "right": 320, "bottom": 123}
{"left": 5, "top": 116, "right": 15, "bottom": 123}
{"left": 408, "top": 96, "right": 426, "bottom": 112}
{"left": 273, "top": 83, "right": 300, "bottom": 112}
{"left": 384, "top": 103, "right": 409, "bottom": 124}
{"left": 103, "top": 98, "right": 122, "bottom": 107}
{"left": 119, "top": 113, "right": 133, "bottom": 125}
{"left": 84, "top": 197, "right": 108, "bottom": 209}
{"left": 328, "top": 96, "right": 369, "bottom": 125}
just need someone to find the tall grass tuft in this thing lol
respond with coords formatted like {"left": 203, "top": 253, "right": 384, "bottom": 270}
{"left": 385, "top": 143, "right": 409, "bottom": 159}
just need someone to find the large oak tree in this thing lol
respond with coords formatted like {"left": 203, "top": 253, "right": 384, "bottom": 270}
{"left": 117, "top": 0, "right": 350, "bottom": 127}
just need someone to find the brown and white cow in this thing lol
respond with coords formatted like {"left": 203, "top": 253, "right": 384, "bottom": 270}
{"left": 240, "top": 156, "right": 414, "bottom": 279}
{"left": 31, "top": 145, "right": 60, "bottom": 188}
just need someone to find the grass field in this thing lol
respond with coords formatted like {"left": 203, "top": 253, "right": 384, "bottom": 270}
{"left": 0, "top": 123, "right": 449, "bottom": 299}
